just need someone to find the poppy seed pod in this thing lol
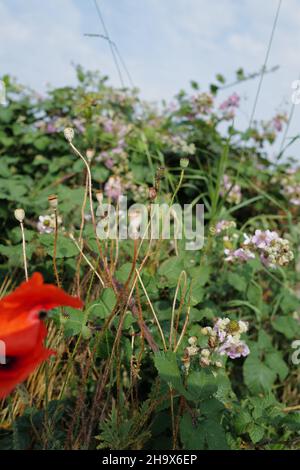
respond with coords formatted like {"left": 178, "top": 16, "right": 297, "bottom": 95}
{"left": 64, "top": 127, "right": 74, "bottom": 143}
{"left": 14, "top": 208, "right": 25, "bottom": 223}
{"left": 48, "top": 194, "right": 58, "bottom": 209}
{"left": 180, "top": 157, "right": 189, "bottom": 169}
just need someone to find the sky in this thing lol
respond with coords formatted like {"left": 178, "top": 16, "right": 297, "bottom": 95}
{"left": 1, "top": 0, "right": 300, "bottom": 158}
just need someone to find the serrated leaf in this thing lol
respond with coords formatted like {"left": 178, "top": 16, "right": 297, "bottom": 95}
{"left": 244, "top": 356, "right": 276, "bottom": 394}
{"left": 248, "top": 423, "right": 265, "bottom": 444}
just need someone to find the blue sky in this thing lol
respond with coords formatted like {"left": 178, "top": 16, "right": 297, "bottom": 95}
{"left": 1, "top": 0, "right": 300, "bottom": 158}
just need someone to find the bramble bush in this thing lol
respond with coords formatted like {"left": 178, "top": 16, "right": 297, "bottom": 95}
{"left": 0, "top": 67, "right": 299, "bottom": 450}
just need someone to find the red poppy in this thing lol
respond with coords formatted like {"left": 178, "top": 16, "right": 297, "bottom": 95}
{"left": 0, "top": 272, "right": 83, "bottom": 399}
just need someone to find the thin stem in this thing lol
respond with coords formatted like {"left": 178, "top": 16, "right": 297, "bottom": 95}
{"left": 170, "top": 169, "right": 184, "bottom": 206}
{"left": 135, "top": 268, "right": 167, "bottom": 351}
{"left": 53, "top": 209, "right": 60, "bottom": 287}
{"left": 169, "top": 271, "right": 187, "bottom": 349}
{"left": 69, "top": 234, "right": 105, "bottom": 287}
{"left": 20, "top": 222, "right": 28, "bottom": 281}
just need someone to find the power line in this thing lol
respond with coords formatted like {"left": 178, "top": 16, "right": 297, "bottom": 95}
{"left": 248, "top": 0, "right": 282, "bottom": 128}
{"left": 90, "top": 0, "right": 135, "bottom": 89}
{"left": 84, "top": 32, "right": 135, "bottom": 88}
{"left": 277, "top": 75, "right": 300, "bottom": 160}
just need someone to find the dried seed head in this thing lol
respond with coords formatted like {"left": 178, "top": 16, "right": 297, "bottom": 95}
{"left": 48, "top": 194, "right": 58, "bottom": 209}
{"left": 64, "top": 127, "right": 74, "bottom": 143}
{"left": 14, "top": 208, "right": 25, "bottom": 223}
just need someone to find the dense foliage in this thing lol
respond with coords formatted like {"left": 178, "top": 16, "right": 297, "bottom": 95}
{"left": 0, "top": 67, "right": 299, "bottom": 450}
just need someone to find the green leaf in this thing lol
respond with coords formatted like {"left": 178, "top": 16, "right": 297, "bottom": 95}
{"left": 188, "top": 265, "right": 211, "bottom": 286}
{"left": 272, "top": 316, "right": 300, "bottom": 339}
{"left": 63, "top": 309, "right": 88, "bottom": 338}
{"left": 244, "top": 355, "right": 276, "bottom": 394}
{"left": 248, "top": 423, "right": 265, "bottom": 444}
{"left": 189, "top": 284, "right": 204, "bottom": 306}
{"left": 280, "top": 290, "right": 299, "bottom": 314}
{"left": 201, "top": 419, "right": 228, "bottom": 450}
{"left": 180, "top": 414, "right": 228, "bottom": 450}
{"left": 234, "top": 410, "right": 252, "bottom": 434}
{"left": 154, "top": 351, "right": 186, "bottom": 395}
{"left": 227, "top": 271, "right": 247, "bottom": 292}
{"left": 89, "top": 288, "right": 117, "bottom": 320}
{"left": 186, "top": 370, "right": 217, "bottom": 401}
{"left": 39, "top": 234, "right": 78, "bottom": 258}
{"left": 180, "top": 413, "right": 205, "bottom": 450}
{"left": 265, "top": 352, "right": 288, "bottom": 381}
{"left": 115, "top": 262, "right": 132, "bottom": 283}
{"left": 247, "top": 282, "right": 263, "bottom": 308}
{"left": 158, "top": 257, "right": 184, "bottom": 287}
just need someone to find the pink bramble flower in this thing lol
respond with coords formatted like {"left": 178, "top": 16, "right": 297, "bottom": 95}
{"left": 241, "top": 230, "right": 293, "bottom": 268}
{"left": 224, "top": 247, "right": 255, "bottom": 262}
{"left": 73, "top": 119, "right": 85, "bottom": 134}
{"left": 215, "top": 220, "right": 236, "bottom": 234}
{"left": 221, "top": 175, "right": 242, "bottom": 205}
{"left": 220, "top": 93, "right": 240, "bottom": 111}
{"left": 104, "top": 176, "right": 123, "bottom": 200}
{"left": 251, "top": 229, "right": 279, "bottom": 249}
{"left": 197, "top": 317, "right": 250, "bottom": 365}
{"left": 218, "top": 335, "right": 250, "bottom": 359}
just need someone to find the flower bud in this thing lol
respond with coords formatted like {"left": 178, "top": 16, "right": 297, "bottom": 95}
{"left": 188, "top": 336, "right": 198, "bottom": 346}
{"left": 201, "top": 348, "right": 210, "bottom": 358}
{"left": 201, "top": 327, "right": 210, "bottom": 335}
{"left": 200, "top": 357, "right": 211, "bottom": 367}
{"left": 14, "top": 208, "right": 25, "bottom": 223}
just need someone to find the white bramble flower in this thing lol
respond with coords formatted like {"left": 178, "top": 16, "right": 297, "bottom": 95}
{"left": 37, "top": 214, "right": 62, "bottom": 234}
